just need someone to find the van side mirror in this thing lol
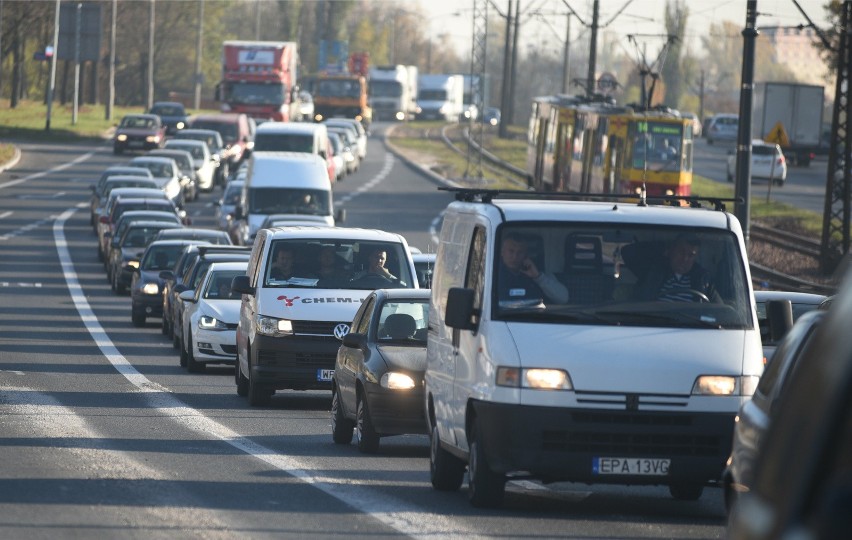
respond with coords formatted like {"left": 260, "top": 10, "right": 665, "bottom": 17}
{"left": 445, "top": 287, "right": 477, "bottom": 331}
{"left": 231, "top": 275, "right": 255, "bottom": 295}
{"left": 342, "top": 332, "right": 366, "bottom": 348}
{"left": 767, "top": 299, "right": 794, "bottom": 342}
{"left": 335, "top": 208, "right": 346, "bottom": 224}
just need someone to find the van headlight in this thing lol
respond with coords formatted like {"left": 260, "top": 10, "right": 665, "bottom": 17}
{"left": 691, "top": 375, "right": 759, "bottom": 396}
{"left": 200, "top": 315, "right": 229, "bottom": 331}
{"left": 256, "top": 315, "right": 293, "bottom": 337}
{"left": 496, "top": 367, "right": 573, "bottom": 390}
{"left": 380, "top": 372, "right": 416, "bottom": 390}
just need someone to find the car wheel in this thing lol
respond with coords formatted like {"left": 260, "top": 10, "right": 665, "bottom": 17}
{"left": 355, "top": 395, "right": 380, "bottom": 453}
{"left": 186, "top": 337, "right": 204, "bottom": 373}
{"left": 132, "top": 310, "right": 146, "bottom": 327}
{"left": 669, "top": 483, "right": 704, "bottom": 501}
{"left": 178, "top": 332, "right": 188, "bottom": 368}
{"left": 114, "top": 273, "right": 126, "bottom": 294}
{"left": 172, "top": 317, "right": 181, "bottom": 349}
{"left": 430, "top": 422, "right": 465, "bottom": 491}
{"left": 468, "top": 419, "right": 505, "bottom": 508}
{"left": 331, "top": 387, "right": 354, "bottom": 444}
{"left": 247, "top": 358, "right": 271, "bottom": 406}
{"left": 235, "top": 361, "right": 249, "bottom": 397}
{"left": 160, "top": 318, "right": 169, "bottom": 335}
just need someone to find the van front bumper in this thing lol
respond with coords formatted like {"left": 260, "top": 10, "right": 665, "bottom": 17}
{"left": 472, "top": 401, "right": 734, "bottom": 486}
{"left": 252, "top": 334, "right": 338, "bottom": 391}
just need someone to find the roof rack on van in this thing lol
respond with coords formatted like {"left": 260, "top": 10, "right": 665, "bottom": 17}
{"left": 438, "top": 187, "right": 741, "bottom": 212}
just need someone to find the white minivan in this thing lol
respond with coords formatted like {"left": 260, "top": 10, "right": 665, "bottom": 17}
{"left": 234, "top": 152, "right": 341, "bottom": 245}
{"left": 252, "top": 122, "right": 335, "bottom": 182}
{"left": 231, "top": 227, "right": 419, "bottom": 405}
{"left": 425, "top": 189, "right": 763, "bottom": 507}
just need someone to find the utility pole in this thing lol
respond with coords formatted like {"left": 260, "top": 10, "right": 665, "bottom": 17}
{"left": 698, "top": 69, "right": 705, "bottom": 123}
{"left": 147, "top": 0, "right": 155, "bottom": 111}
{"left": 106, "top": 0, "right": 116, "bottom": 120}
{"left": 72, "top": 2, "right": 81, "bottom": 125}
{"left": 508, "top": 0, "right": 520, "bottom": 125}
{"left": 734, "top": 0, "right": 758, "bottom": 243}
{"left": 586, "top": 0, "right": 599, "bottom": 96}
{"left": 45, "top": 0, "right": 60, "bottom": 131}
{"left": 465, "top": 0, "right": 488, "bottom": 181}
{"left": 561, "top": 13, "right": 571, "bottom": 93}
{"left": 254, "top": 0, "right": 261, "bottom": 40}
{"left": 194, "top": 0, "right": 204, "bottom": 111}
{"left": 498, "top": 0, "right": 512, "bottom": 138}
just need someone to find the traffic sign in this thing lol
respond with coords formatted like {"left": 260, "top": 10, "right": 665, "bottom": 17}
{"left": 765, "top": 121, "right": 790, "bottom": 148}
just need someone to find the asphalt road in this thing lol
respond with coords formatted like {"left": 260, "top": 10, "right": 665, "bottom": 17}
{"left": 0, "top": 126, "right": 726, "bottom": 538}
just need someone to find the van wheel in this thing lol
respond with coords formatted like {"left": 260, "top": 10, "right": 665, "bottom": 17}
{"left": 468, "top": 419, "right": 505, "bottom": 508}
{"left": 430, "top": 422, "right": 465, "bottom": 491}
{"left": 331, "top": 388, "right": 354, "bottom": 444}
{"left": 247, "top": 360, "right": 271, "bottom": 406}
{"left": 669, "top": 483, "right": 704, "bottom": 501}
{"left": 356, "top": 396, "right": 380, "bottom": 453}
{"left": 186, "top": 338, "right": 204, "bottom": 373}
{"left": 235, "top": 362, "right": 249, "bottom": 397}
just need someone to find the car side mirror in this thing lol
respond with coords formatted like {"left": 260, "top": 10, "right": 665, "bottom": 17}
{"left": 335, "top": 208, "right": 346, "bottom": 224}
{"left": 445, "top": 287, "right": 477, "bottom": 331}
{"left": 231, "top": 275, "right": 254, "bottom": 295}
{"left": 159, "top": 270, "right": 175, "bottom": 280}
{"left": 342, "top": 332, "right": 366, "bottom": 349}
{"left": 174, "top": 283, "right": 188, "bottom": 294}
{"left": 179, "top": 290, "right": 196, "bottom": 303}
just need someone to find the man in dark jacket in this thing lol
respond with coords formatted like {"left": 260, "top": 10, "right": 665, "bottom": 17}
{"left": 628, "top": 234, "right": 720, "bottom": 303}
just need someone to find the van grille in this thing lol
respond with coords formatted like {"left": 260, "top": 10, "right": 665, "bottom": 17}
{"left": 257, "top": 351, "right": 337, "bottom": 368}
{"left": 291, "top": 320, "right": 348, "bottom": 337}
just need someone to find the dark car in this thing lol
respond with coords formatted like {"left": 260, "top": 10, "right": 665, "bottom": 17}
{"left": 754, "top": 290, "right": 827, "bottom": 360}
{"left": 113, "top": 113, "right": 166, "bottom": 154}
{"left": 174, "top": 128, "right": 228, "bottom": 184}
{"left": 90, "top": 175, "right": 158, "bottom": 229}
{"left": 104, "top": 210, "right": 182, "bottom": 279}
{"left": 727, "top": 281, "right": 852, "bottom": 539}
{"left": 130, "top": 239, "right": 202, "bottom": 327}
{"left": 108, "top": 221, "right": 183, "bottom": 294}
{"left": 331, "top": 289, "right": 431, "bottom": 453}
{"left": 722, "top": 309, "right": 826, "bottom": 512}
{"left": 90, "top": 166, "right": 154, "bottom": 226}
{"left": 160, "top": 245, "right": 250, "bottom": 352}
{"left": 149, "top": 101, "right": 188, "bottom": 135}
{"left": 189, "top": 113, "right": 253, "bottom": 172}
{"left": 483, "top": 107, "right": 501, "bottom": 127}
{"left": 411, "top": 253, "right": 436, "bottom": 289}
{"left": 99, "top": 196, "right": 179, "bottom": 264}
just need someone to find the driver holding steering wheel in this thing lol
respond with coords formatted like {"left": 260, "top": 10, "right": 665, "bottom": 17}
{"left": 647, "top": 234, "right": 720, "bottom": 303}
{"left": 350, "top": 247, "right": 402, "bottom": 287}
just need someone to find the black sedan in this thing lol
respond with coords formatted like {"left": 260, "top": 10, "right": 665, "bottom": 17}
{"left": 331, "top": 289, "right": 430, "bottom": 453}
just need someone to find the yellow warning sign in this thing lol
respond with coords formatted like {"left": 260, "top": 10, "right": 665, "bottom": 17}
{"left": 765, "top": 121, "right": 790, "bottom": 148}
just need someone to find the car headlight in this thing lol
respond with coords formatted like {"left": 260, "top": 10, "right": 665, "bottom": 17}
{"left": 256, "top": 315, "right": 293, "bottom": 337}
{"left": 176, "top": 121, "right": 185, "bottom": 130}
{"left": 142, "top": 282, "right": 159, "bottom": 295}
{"left": 395, "top": 111, "right": 405, "bottom": 121}
{"left": 146, "top": 135, "right": 161, "bottom": 143}
{"left": 200, "top": 315, "right": 229, "bottom": 330}
{"left": 496, "top": 367, "right": 573, "bottom": 390}
{"left": 380, "top": 372, "right": 416, "bottom": 390}
{"left": 691, "top": 375, "right": 759, "bottom": 396}
{"left": 127, "top": 260, "right": 140, "bottom": 269}
{"left": 116, "top": 134, "right": 128, "bottom": 141}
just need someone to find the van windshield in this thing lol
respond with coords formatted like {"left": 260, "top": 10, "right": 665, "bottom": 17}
{"left": 494, "top": 223, "right": 752, "bottom": 329}
{"left": 264, "top": 239, "right": 415, "bottom": 290}
{"left": 253, "top": 133, "right": 314, "bottom": 153}
{"left": 249, "top": 188, "right": 330, "bottom": 216}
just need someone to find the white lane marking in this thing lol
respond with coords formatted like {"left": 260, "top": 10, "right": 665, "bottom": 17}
{"left": 0, "top": 213, "right": 60, "bottom": 241}
{"left": 335, "top": 152, "right": 394, "bottom": 207}
{"left": 19, "top": 191, "right": 66, "bottom": 199}
{"left": 0, "top": 211, "right": 12, "bottom": 219}
{"left": 0, "top": 282, "right": 43, "bottom": 288}
{"left": 53, "top": 206, "right": 484, "bottom": 540}
{"left": 0, "top": 150, "right": 97, "bottom": 190}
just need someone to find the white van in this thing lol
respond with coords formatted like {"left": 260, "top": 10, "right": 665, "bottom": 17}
{"left": 231, "top": 227, "right": 418, "bottom": 405}
{"left": 425, "top": 189, "right": 763, "bottom": 507}
{"left": 235, "top": 152, "right": 341, "bottom": 245}
{"left": 252, "top": 122, "right": 334, "bottom": 181}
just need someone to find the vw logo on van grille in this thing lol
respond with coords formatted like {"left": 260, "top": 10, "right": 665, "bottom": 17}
{"left": 333, "top": 323, "right": 351, "bottom": 340}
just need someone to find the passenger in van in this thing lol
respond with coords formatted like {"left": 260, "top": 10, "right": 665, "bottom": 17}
{"left": 633, "top": 234, "right": 720, "bottom": 303}
{"left": 498, "top": 233, "right": 569, "bottom": 304}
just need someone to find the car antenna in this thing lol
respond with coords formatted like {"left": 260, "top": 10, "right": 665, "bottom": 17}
{"left": 638, "top": 183, "right": 648, "bottom": 207}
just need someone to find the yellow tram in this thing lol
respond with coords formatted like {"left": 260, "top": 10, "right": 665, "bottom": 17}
{"left": 526, "top": 94, "right": 694, "bottom": 197}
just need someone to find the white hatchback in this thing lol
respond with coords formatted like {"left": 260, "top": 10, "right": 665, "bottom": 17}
{"left": 726, "top": 140, "right": 787, "bottom": 185}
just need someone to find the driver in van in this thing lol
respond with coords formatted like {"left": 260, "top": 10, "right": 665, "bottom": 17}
{"left": 350, "top": 247, "right": 399, "bottom": 284}
{"left": 498, "top": 233, "right": 569, "bottom": 304}
{"left": 635, "top": 234, "right": 720, "bottom": 303}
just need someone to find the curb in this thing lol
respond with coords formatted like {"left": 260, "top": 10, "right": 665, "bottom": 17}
{"left": 382, "top": 123, "right": 460, "bottom": 188}
{"left": 0, "top": 145, "right": 22, "bottom": 174}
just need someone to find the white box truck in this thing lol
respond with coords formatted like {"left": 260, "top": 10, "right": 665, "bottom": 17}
{"left": 752, "top": 82, "right": 824, "bottom": 166}
{"left": 415, "top": 74, "right": 464, "bottom": 122}
{"left": 368, "top": 65, "right": 418, "bottom": 121}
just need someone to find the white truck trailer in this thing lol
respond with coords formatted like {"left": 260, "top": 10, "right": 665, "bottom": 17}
{"left": 415, "top": 74, "right": 464, "bottom": 122}
{"left": 752, "top": 82, "right": 824, "bottom": 166}
{"left": 368, "top": 65, "right": 418, "bottom": 121}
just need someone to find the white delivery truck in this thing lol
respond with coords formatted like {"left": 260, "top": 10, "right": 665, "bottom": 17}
{"left": 425, "top": 188, "right": 763, "bottom": 508}
{"left": 415, "top": 74, "right": 464, "bottom": 122}
{"left": 752, "top": 82, "right": 824, "bottom": 166}
{"left": 369, "top": 65, "right": 418, "bottom": 121}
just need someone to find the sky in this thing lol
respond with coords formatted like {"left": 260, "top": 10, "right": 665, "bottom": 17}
{"left": 411, "top": 0, "right": 834, "bottom": 58}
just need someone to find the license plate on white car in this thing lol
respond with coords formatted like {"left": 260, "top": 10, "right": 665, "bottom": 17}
{"left": 593, "top": 457, "right": 670, "bottom": 476}
{"left": 316, "top": 369, "right": 334, "bottom": 382}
